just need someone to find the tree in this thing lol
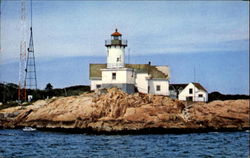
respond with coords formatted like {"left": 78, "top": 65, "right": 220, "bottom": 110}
{"left": 45, "top": 83, "right": 53, "bottom": 98}
{"left": 45, "top": 83, "right": 53, "bottom": 90}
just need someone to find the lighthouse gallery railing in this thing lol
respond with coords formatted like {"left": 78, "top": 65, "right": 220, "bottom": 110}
{"left": 105, "top": 40, "right": 127, "bottom": 46}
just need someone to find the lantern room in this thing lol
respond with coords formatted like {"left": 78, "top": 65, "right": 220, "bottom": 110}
{"left": 105, "top": 29, "right": 127, "bottom": 47}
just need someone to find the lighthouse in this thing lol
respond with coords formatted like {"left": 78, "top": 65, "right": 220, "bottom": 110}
{"left": 105, "top": 29, "right": 127, "bottom": 68}
{"left": 89, "top": 29, "right": 170, "bottom": 95}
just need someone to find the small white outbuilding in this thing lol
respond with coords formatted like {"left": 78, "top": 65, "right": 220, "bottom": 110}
{"left": 178, "top": 82, "right": 208, "bottom": 102}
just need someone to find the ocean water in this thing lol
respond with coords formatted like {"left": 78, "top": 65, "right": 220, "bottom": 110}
{"left": 0, "top": 129, "right": 249, "bottom": 158}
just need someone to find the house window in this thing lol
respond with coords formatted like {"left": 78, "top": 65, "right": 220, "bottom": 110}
{"left": 156, "top": 85, "right": 161, "bottom": 91}
{"left": 198, "top": 94, "right": 203, "bottom": 98}
{"left": 96, "top": 84, "right": 101, "bottom": 88}
{"left": 189, "top": 88, "right": 193, "bottom": 94}
{"left": 112, "top": 73, "right": 116, "bottom": 80}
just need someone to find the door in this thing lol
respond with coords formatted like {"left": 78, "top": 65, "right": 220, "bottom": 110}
{"left": 186, "top": 96, "right": 193, "bottom": 101}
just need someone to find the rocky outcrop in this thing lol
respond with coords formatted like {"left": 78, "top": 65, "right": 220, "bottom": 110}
{"left": 188, "top": 100, "right": 249, "bottom": 129}
{"left": 0, "top": 88, "right": 249, "bottom": 133}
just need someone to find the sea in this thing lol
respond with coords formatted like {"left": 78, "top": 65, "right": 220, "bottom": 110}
{"left": 0, "top": 129, "right": 249, "bottom": 158}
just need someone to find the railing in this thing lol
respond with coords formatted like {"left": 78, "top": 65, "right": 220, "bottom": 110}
{"left": 105, "top": 40, "right": 127, "bottom": 46}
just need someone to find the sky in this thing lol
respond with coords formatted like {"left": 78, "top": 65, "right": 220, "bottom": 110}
{"left": 0, "top": 1, "right": 249, "bottom": 94}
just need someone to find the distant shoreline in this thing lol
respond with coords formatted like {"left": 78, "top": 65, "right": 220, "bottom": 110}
{"left": 1, "top": 126, "right": 249, "bottom": 135}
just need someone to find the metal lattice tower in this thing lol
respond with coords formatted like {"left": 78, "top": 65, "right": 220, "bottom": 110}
{"left": 18, "top": 0, "right": 27, "bottom": 101}
{"left": 25, "top": 0, "right": 37, "bottom": 90}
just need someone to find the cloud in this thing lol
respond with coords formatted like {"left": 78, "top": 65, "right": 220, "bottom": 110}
{"left": 1, "top": 1, "right": 249, "bottom": 64}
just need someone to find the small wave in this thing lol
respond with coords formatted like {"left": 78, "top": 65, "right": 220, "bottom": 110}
{"left": 48, "top": 143, "right": 60, "bottom": 148}
{"left": 0, "top": 133, "right": 16, "bottom": 136}
{"left": 210, "top": 132, "right": 219, "bottom": 134}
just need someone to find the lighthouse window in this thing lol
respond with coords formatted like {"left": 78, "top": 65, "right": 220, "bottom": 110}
{"left": 112, "top": 73, "right": 116, "bottom": 80}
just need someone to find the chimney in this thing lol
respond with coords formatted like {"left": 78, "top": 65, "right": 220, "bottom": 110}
{"left": 147, "top": 61, "right": 151, "bottom": 75}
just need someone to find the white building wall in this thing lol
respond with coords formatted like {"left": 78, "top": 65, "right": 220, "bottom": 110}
{"left": 101, "top": 68, "right": 135, "bottom": 84}
{"left": 148, "top": 79, "right": 170, "bottom": 96}
{"left": 195, "top": 91, "right": 208, "bottom": 102}
{"left": 135, "top": 73, "right": 149, "bottom": 93}
{"left": 90, "top": 79, "right": 102, "bottom": 90}
{"left": 178, "top": 83, "right": 208, "bottom": 102}
{"left": 126, "top": 69, "right": 136, "bottom": 83}
{"left": 107, "top": 46, "right": 125, "bottom": 68}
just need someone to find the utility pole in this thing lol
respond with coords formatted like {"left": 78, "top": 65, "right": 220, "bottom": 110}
{"left": 18, "top": 0, "right": 27, "bottom": 102}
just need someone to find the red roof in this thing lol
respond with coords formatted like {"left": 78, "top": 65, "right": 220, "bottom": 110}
{"left": 111, "top": 29, "right": 122, "bottom": 36}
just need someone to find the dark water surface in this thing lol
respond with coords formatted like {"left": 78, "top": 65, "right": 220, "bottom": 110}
{"left": 0, "top": 129, "right": 249, "bottom": 158}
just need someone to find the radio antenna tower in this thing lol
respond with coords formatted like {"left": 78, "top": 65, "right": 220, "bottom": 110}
{"left": 18, "top": 0, "right": 27, "bottom": 101}
{"left": 25, "top": 0, "right": 37, "bottom": 91}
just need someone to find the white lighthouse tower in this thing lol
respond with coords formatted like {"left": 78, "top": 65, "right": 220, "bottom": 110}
{"left": 105, "top": 29, "right": 127, "bottom": 68}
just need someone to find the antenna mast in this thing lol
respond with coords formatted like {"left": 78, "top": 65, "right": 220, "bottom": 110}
{"left": 18, "top": 0, "right": 27, "bottom": 101}
{"left": 194, "top": 66, "right": 196, "bottom": 82}
{"left": 25, "top": 0, "right": 37, "bottom": 91}
{"left": 0, "top": 0, "right": 2, "bottom": 55}
{"left": 128, "top": 48, "right": 130, "bottom": 64}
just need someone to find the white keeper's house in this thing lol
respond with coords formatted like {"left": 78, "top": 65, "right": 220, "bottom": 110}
{"left": 89, "top": 29, "right": 170, "bottom": 95}
{"left": 177, "top": 82, "right": 208, "bottom": 102}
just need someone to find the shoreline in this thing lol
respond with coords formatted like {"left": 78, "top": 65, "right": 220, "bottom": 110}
{"left": 2, "top": 126, "right": 249, "bottom": 135}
